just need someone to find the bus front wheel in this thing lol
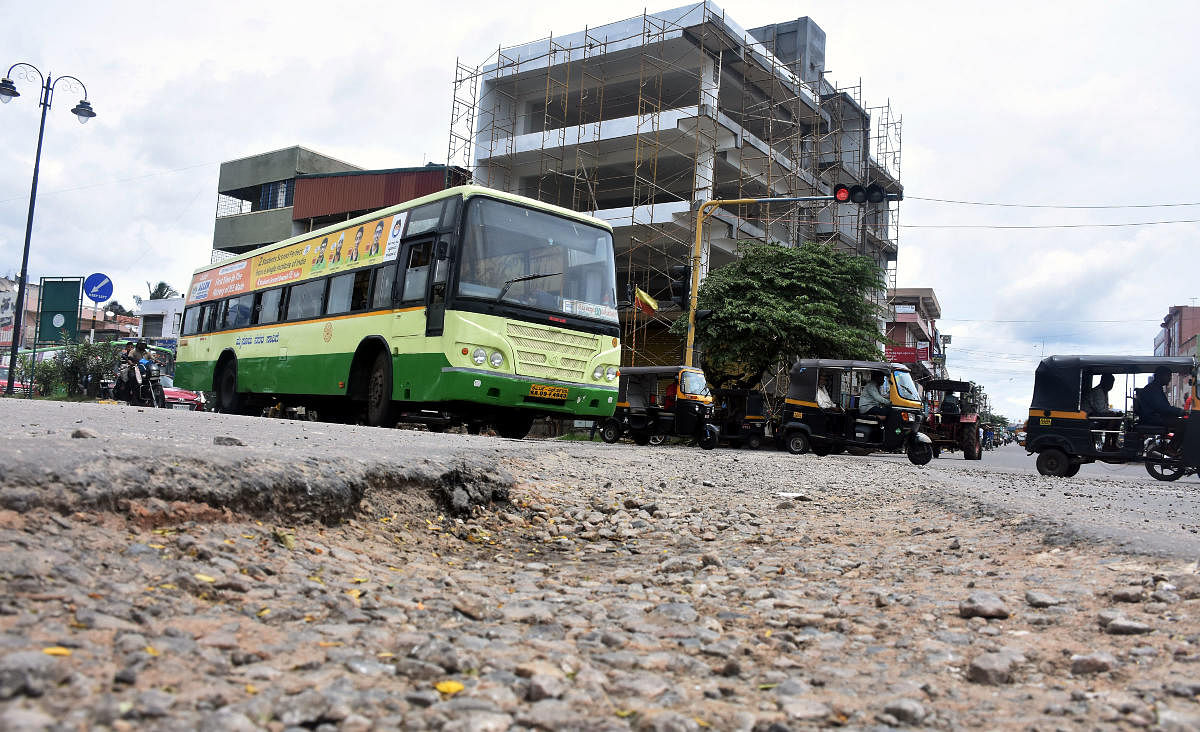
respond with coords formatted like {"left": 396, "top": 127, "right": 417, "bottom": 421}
{"left": 365, "top": 352, "right": 396, "bottom": 428}
{"left": 495, "top": 412, "right": 534, "bottom": 439}
{"left": 216, "top": 360, "right": 243, "bottom": 414}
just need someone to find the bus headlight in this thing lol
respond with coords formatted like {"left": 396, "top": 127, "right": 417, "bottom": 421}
{"left": 605, "top": 366, "right": 617, "bottom": 381}
{"left": 488, "top": 351, "right": 504, "bottom": 368}
{"left": 472, "top": 348, "right": 487, "bottom": 365}
{"left": 593, "top": 366, "right": 605, "bottom": 381}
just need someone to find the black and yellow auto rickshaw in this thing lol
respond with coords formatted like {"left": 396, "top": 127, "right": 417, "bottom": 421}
{"left": 921, "top": 378, "right": 984, "bottom": 460}
{"left": 713, "top": 388, "right": 774, "bottom": 449}
{"left": 1024, "top": 355, "right": 1198, "bottom": 480}
{"left": 779, "top": 359, "right": 932, "bottom": 464}
{"left": 597, "top": 365, "right": 720, "bottom": 449}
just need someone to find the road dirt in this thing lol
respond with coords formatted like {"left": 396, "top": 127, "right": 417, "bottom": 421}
{"left": 1, "top": 400, "right": 1199, "bottom": 730}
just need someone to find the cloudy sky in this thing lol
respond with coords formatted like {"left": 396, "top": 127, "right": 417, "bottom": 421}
{"left": 2, "top": 0, "right": 1197, "bottom": 419}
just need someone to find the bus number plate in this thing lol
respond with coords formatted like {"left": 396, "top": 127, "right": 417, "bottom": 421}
{"left": 529, "top": 384, "right": 568, "bottom": 400}
{"left": 1039, "top": 418, "right": 1052, "bottom": 425}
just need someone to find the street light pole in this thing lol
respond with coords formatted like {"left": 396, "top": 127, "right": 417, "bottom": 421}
{"left": 1, "top": 63, "right": 96, "bottom": 396}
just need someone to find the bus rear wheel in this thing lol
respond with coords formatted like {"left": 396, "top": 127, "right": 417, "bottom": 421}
{"left": 365, "top": 352, "right": 396, "bottom": 428}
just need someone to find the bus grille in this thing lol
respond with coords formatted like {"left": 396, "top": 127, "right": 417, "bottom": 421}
{"left": 506, "top": 323, "right": 599, "bottom": 381}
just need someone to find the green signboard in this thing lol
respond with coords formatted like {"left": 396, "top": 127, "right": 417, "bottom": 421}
{"left": 35, "top": 277, "right": 82, "bottom": 345}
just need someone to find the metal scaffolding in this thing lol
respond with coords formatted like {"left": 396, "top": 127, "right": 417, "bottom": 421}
{"left": 446, "top": 5, "right": 903, "bottom": 369}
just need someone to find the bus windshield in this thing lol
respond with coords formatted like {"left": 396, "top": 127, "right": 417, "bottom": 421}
{"left": 456, "top": 198, "right": 618, "bottom": 324}
{"left": 893, "top": 369, "right": 920, "bottom": 402}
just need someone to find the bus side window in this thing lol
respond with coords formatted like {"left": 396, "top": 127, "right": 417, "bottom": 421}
{"left": 327, "top": 271, "right": 370, "bottom": 315}
{"left": 402, "top": 242, "right": 432, "bottom": 302}
{"left": 326, "top": 273, "right": 355, "bottom": 315}
{"left": 372, "top": 264, "right": 396, "bottom": 309}
{"left": 200, "top": 303, "right": 219, "bottom": 333}
{"left": 256, "top": 288, "right": 282, "bottom": 325}
{"left": 225, "top": 294, "right": 253, "bottom": 329}
{"left": 181, "top": 307, "right": 201, "bottom": 336}
{"left": 406, "top": 201, "right": 443, "bottom": 238}
{"left": 350, "top": 270, "right": 370, "bottom": 311}
{"left": 286, "top": 279, "right": 326, "bottom": 321}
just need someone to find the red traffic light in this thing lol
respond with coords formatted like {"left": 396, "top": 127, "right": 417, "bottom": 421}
{"left": 833, "top": 183, "right": 891, "bottom": 205}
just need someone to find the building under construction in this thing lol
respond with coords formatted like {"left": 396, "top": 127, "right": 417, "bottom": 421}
{"left": 448, "top": 1, "right": 902, "bottom": 368}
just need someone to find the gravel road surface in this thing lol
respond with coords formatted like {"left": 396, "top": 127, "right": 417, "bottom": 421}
{"left": 1, "top": 399, "right": 1199, "bottom": 730}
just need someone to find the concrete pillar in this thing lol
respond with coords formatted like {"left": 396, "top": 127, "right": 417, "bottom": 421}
{"left": 692, "top": 52, "right": 722, "bottom": 280}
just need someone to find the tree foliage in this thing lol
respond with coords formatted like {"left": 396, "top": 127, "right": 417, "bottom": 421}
{"left": 106, "top": 300, "right": 134, "bottom": 317}
{"left": 146, "top": 281, "right": 180, "bottom": 300}
{"left": 673, "top": 241, "right": 884, "bottom": 388}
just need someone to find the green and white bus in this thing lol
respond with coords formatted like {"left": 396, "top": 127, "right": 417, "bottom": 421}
{"left": 176, "top": 186, "right": 621, "bottom": 437}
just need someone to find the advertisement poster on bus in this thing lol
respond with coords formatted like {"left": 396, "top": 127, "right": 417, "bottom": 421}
{"left": 187, "top": 259, "right": 251, "bottom": 304}
{"left": 188, "top": 213, "right": 406, "bottom": 304}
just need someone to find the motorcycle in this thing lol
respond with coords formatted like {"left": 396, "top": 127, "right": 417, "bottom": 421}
{"left": 114, "top": 354, "right": 166, "bottom": 408}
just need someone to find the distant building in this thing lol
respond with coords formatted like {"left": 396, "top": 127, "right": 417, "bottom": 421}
{"left": 454, "top": 2, "right": 902, "bottom": 365}
{"left": 1154, "top": 305, "right": 1199, "bottom": 405}
{"left": 1, "top": 277, "right": 137, "bottom": 354}
{"left": 212, "top": 146, "right": 468, "bottom": 260}
{"left": 136, "top": 297, "right": 186, "bottom": 348}
{"left": 886, "top": 287, "right": 945, "bottom": 384}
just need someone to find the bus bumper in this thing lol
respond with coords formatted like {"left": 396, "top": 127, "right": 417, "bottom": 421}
{"left": 438, "top": 367, "right": 618, "bottom": 418}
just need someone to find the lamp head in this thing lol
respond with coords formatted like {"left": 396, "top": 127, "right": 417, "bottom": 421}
{"left": 0, "top": 78, "right": 19, "bottom": 103}
{"left": 70, "top": 99, "right": 96, "bottom": 124}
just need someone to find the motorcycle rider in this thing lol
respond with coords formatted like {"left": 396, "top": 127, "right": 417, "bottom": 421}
{"left": 117, "top": 341, "right": 150, "bottom": 402}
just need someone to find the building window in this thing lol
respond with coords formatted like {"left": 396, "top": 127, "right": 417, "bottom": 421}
{"left": 172, "top": 312, "right": 182, "bottom": 336}
{"left": 259, "top": 179, "right": 293, "bottom": 211}
{"left": 142, "top": 314, "right": 164, "bottom": 338}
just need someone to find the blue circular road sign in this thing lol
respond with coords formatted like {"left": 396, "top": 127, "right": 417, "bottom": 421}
{"left": 83, "top": 273, "right": 113, "bottom": 304}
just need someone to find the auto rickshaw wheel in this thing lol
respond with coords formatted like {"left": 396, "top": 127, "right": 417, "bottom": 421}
{"left": 1035, "top": 448, "right": 1071, "bottom": 477}
{"left": 1064, "top": 462, "right": 1081, "bottom": 478}
{"left": 786, "top": 431, "right": 810, "bottom": 455}
{"left": 745, "top": 435, "right": 762, "bottom": 450}
{"left": 697, "top": 425, "right": 720, "bottom": 450}
{"left": 907, "top": 441, "right": 934, "bottom": 466}
{"left": 932, "top": 445, "right": 942, "bottom": 459}
{"left": 1145, "top": 459, "right": 1186, "bottom": 482}
{"left": 599, "top": 419, "right": 622, "bottom": 444}
{"left": 648, "top": 433, "right": 667, "bottom": 447}
{"left": 632, "top": 432, "right": 651, "bottom": 446}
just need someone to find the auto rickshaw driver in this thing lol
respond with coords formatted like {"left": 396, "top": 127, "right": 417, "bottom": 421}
{"left": 859, "top": 371, "right": 891, "bottom": 417}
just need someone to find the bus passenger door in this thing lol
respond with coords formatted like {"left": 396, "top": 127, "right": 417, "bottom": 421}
{"left": 424, "top": 238, "right": 450, "bottom": 337}
{"left": 394, "top": 238, "right": 434, "bottom": 342}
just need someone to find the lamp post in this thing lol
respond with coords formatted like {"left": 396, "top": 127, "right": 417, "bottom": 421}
{"left": 1, "top": 63, "right": 96, "bottom": 396}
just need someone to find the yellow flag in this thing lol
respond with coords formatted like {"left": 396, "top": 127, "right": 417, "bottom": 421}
{"left": 634, "top": 287, "right": 658, "bottom": 315}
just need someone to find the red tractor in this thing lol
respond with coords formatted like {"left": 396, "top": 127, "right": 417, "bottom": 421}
{"left": 921, "top": 379, "right": 983, "bottom": 460}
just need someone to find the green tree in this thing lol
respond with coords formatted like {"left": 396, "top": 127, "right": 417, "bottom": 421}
{"left": 106, "top": 300, "right": 134, "bottom": 317}
{"left": 146, "top": 281, "right": 179, "bottom": 300}
{"left": 672, "top": 241, "right": 884, "bottom": 388}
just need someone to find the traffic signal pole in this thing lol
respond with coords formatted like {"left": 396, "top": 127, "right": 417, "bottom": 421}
{"left": 685, "top": 195, "right": 840, "bottom": 367}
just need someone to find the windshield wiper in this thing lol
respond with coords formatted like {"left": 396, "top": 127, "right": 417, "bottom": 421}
{"left": 496, "top": 272, "right": 562, "bottom": 303}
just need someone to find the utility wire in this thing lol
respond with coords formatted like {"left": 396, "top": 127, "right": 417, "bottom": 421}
{"left": 900, "top": 219, "right": 1200, "bottom": 229}
{"left": 908, "top": 196, "right": 1200, "bottom": 209}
